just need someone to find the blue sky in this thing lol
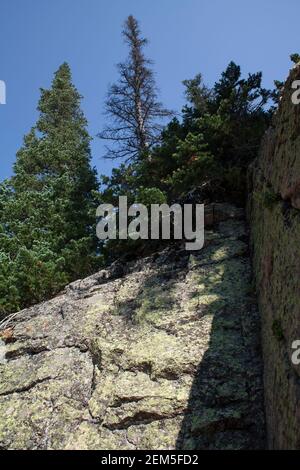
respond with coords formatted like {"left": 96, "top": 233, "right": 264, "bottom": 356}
{"left": 0, "top": 0, "right": 299, "bottom": 181}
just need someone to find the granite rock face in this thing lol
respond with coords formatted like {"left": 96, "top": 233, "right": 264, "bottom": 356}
{"left": 0, "top": 206, "right": 265, "bottom": 450}
{"left": 249, "top": 65, "right": 300, "bottom": 449}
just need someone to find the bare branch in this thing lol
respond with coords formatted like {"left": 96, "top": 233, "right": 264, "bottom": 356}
{"left": 98, "top": 16, "right": 174, "bottom": 163}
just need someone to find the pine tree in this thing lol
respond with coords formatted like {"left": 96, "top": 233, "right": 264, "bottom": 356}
{"left": 290, "top": 53, "right": 300, "bottom": 64}
{"left": 0, "top": 63, "right": 99, "bottom": 317}
{"left": 99, "top": 15, "right": 173, "bottom": 162}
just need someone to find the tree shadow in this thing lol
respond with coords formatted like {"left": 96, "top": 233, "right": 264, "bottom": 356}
{"left": 175, "top": 238, "right": 266, "bottom": 449}
{"left": 110, "top": 222, "right": 266, "bottom": 449}
{"left": 112, "top": 244, "right": 190, "bottom": 325}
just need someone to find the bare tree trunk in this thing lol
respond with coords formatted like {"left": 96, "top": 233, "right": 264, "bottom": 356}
{"left": 98, "top": 15, "right": 173, "bottom": 162}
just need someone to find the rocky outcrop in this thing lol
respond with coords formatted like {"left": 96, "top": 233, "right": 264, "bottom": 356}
{"left": 0, "top": 205, "right": 265, "bottom": 450}
{"left": 249, "top": 65, "right": 300, "bottom": 449}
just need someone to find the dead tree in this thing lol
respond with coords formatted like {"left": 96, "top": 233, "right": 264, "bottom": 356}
{"left": 99, "top": 15, "right": 173, "bottom": 162}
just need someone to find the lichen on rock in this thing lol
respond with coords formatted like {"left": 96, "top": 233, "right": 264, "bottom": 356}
{"left": 0, "top": 205, "right": 265, "bottom": 449}
{"left": 249, "top": 64, "right": 300, "bottom": 449}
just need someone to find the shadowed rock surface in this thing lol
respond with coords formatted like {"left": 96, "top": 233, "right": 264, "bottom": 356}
{"left": 249, "top": 64, "right": 300, "bottom": 449}
{"left": 0, "top": 205, "right": 265, "bottom": 449}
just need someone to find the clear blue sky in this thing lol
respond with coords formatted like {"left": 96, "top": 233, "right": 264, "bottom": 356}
{"left": 0, "top": 0, "right": 299, "bottom": 181}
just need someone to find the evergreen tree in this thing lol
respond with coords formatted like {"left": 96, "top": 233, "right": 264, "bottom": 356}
{"left": 290, "top": 53, "right": 300, "bottom": 64}
{"left": 99, "top": 15, "right": 173, "bottom": 162}
{"left": 0, "top": 63, "right": 99, "bottom": 317}
{"left": 100, "top": 61, "right": 274, "bottom": 224}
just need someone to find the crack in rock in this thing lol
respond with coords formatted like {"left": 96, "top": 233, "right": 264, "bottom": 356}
{"left": 0, "top": 207, "right": 265, "bottom": 450}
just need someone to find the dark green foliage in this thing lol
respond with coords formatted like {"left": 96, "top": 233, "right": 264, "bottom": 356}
{"left": 101, "top": 61, "right": 273, "bottom": 206}
{"left": 272, "top": 80, "right": 285, "bottom": 105}
{"left": 254, "top": 188, "right": 280, "bottom": 210}
{"left": 163, "top": 133, "right": 219, "bottom": 199}
{"left": 185, "top": 62, "right": 272, "bottom": 168}
{"left": 0, "top": 28, "right": 277, "bottom": 310}
{"left": 272, "top": 319, "right": 284, "bottom": 342}
{"left": 99, "top": 60, "right": 274, "bottom": 262}
{"left": 147, "top": 61, "right": 273, "bottom": 204}
{"left": 0, "top": 63, "right": 99, "bottom": 317}
{"left": 290, "top": 53, "right": 300, "bottom": 64}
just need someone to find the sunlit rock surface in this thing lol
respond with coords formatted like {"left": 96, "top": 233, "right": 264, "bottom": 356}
{"left": 0, "top": 205, "right": 265, "bottom": 449}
